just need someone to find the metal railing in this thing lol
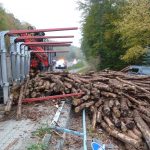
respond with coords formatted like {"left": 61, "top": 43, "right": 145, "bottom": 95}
{"left": 0, "top": 27, "right": 77, "bottom": 104}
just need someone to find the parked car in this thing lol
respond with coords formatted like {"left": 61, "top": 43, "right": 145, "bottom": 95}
{"left": 128, "top": 65, "right": 150, "bottom": 75}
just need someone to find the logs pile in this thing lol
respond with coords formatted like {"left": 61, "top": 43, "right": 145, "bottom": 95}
{"left": 13, "top": 70, "right": 150, "bottom": 149}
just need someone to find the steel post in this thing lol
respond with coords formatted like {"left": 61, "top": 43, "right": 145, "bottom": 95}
{"left": 24, "top": 46, "right": 28, "bottom": 76}
{"left": 27, "top": 50, "right": 31, "bottom": 76}
{"left": 10, "top": 36, "right": 17, "bottom": 81}
{"left": 15, "top": 42, "right": 23, "bottom": 83}
{"left": 0, "top": 31, "right": 9, "bottom": 104}
{"left": 20, "top": 45, "right": 25, "bottom": 81}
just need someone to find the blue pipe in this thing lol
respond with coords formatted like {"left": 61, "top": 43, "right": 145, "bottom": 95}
{"left": 51, "top": 126, "right": 84, "bottom": 137}
{"left": 83, "top": 109, "right": 87, "bottom": 150}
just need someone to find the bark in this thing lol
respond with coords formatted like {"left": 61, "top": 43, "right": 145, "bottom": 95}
{"left": 103, "top": 116, "right": 115, "bottom": 129}
{"left": 5, "top": 94, "right": 13, "bottom": 114}
{"left": 112, "top": 114, "right": 121, "bottom": 128}
{"left": 134, "top": 110, "right": 150, "bottom": 149}
{"left": 16, "top": 85, "right": 25, "bottom": 120}
{"left": 103, "top": 100, "right": 111, "bottom": 116}
{"left": 96, "top": 106, "right": 102, "bottom": 123}
{"left": 101, "top": 91, "right": 117, "bottom": 98}
{"left": 101, "top": 122, "right": 140, "bottom": 147}
{"left": 92, "top": 107, "right": 97, "bottom": 130}
{"left": 120, "top": 97, "right": 129, "bottom": 117}
{"left": 112, "top": 106, "right": 121, "bottom": 118}
{"left": 75, "top": 101, "right": 94, "bottom": 113}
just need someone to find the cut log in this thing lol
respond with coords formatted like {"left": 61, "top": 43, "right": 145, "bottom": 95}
{"left": 140, "top": 113, "right": 150, "bottom": 125}
{"left": 121, "top": 121, "right": 127, "bottom": 132}
{"left": 101, "top": 122, "right": 140, "bottom": 147}
{"left": 103, "top": 116, "right": 115, "bottom": 129}
{"left": 108, "top": 99, "right": 114, "bottom": 108}
{"left": 96, "top": 106, "right": 102, "bottom": 123}
{"left": 120, "top": 97, "right": 129, "bottom": 117}
{"left": 112, "top": 114, "right": 121, "bottom": 128}
{"left": 75, "top": 101, "right": 94, "bottom": 113}
{"left": 112, "top": 106, "right": 120, "bottom": 118}
{"left": 103, "top": 100, "right": 111, "bottom": 116}
{"left": 5, "top": 94, "right": 13, "bottom": 114}
{"left": 95, "top": 99, "right": 103, "bottom": 107}
{"left": 134, "top": 110, "right": 150, "bottom": 149}
{"left": 92, "top": 107, "right": 97, "bottom": 130}
{"left": 127, "top": 130, "right": 141, "bottom": 141}
{"left": 16, "top": 84, "right": 25, "bottom": 120}
{"left": 122, "top": 93, "right": 147, "bottom": 106}
{"left": 101, "top": 91, "right": 117, "bottom": 98}
{"left": 138, "top": 106, "right": 150, "bottom": 118}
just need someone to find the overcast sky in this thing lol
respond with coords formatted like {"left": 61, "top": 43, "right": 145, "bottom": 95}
{"left": 0, "top": 0, "right": 82, "bottom": 47}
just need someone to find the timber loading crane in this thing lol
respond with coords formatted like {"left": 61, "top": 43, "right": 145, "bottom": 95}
{"left": 0, "top": 27, "right": 78, "bottom": 104}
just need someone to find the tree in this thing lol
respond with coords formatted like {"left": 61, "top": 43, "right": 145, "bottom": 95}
{"left": 0, "top": 4, "right": 31, "bottom": 30}
{"left": 79, "top": 0, "right": 127, "bottom": 69}
{"left": 116, "top": 0, "right": 150, "bottom": 63}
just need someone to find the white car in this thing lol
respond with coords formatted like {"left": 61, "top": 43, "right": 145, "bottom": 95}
{"left": 55, "top": 59, "right": 67, "bottom": 69}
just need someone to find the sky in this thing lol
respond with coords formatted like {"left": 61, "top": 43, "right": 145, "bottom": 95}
{"left": 0, "top": 0, "right": 82, "bottom": 47}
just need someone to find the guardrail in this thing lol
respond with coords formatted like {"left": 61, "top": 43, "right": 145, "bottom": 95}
{"left": 0, "top": 27, "right": 77, "bottom": 104}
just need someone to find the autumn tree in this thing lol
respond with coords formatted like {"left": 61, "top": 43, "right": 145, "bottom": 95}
{"left": 115, "top": 0, "right": 150, "bottom": 63}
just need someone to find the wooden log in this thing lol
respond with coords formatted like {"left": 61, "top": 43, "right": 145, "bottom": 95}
{"left": 17, "top": 77, "right": 30, "bottom": 119}
{"left": 112, "top": 113, "right": 121, "bottom": 128}
{"left": 75, "top": 101, "right": 94, "bottom": 113}
{"left": 72, "top": 98, "right": 83, "bottom": 106}
{"left": 101, "top": 122, "right": 140, "bottom": 147}
{"left": 117, "top": 77, "right": 150, "bottom": 99}
{"left": 96, "top": 106, "right": 102, "bottom": 123}
{"left": 112, "top": 106, "right": 120, "bottom": 118}
{"left": 122, "top": 93, "right": 147, "bottom": 106}
{"left": 16, "top": 84, "right": 25, "bottom": 120}
{"left": 95, "top": 99, "right": 103, "bottom": 107}
{"left": 64, "top": 82, "right": 72, "bottom": 89}
{"left": 121, "top": 121, "right": 127, "bottom": 132}
{"left": 91, "top": 107, "right": 97, "bottom": 130}
{"left": 134, "top": 110, "right": 150, "bottom": 149}
{"left": 138, "top": 106, "right": 150, "bottom": 118}
{"left": 5, "top": 94, "right": 13, "bottom": 114}
{"left": 124, "top": 118, "right": 135, "bottom": 130}
{"left": 140, "top": 113, "right": 150, "bottom": 125}
{"left": 101, "top": 91, "right": 117, "bottom": 98}
{"left": 114, "top": 99, "right": 120, "bottom": 108}
{"left": 127, "top": 130, "right": 141, "bottom": 141}
{"left": 133, "top": 127, "right": 142, "bottom": 138}
{"left": 103, "top": 116, "right": 115, "bottom": 129}
{"left": 108, "top": 99, "right": 114, "bottom": 108}
{"left": 103, "top": 100, "right": 111, "bottom": 116}
{"left": 120, "top": 97, "right": 129, "bottom": 117}
{"left": 93, "top": 82, "right": 112, "bottom": 92}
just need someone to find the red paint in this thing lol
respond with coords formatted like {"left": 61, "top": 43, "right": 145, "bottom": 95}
{"left": 22, "top": 92, "right": 84, "bottom": 103}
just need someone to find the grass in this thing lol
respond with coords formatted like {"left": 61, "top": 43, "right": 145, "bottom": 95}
{"left": 27, "top": 143, "right": 47, "bottom": 150}
{"left": 32, "top": 126, "right": 52, "bottom": 138}
{"left": 68, "top": 61, "right": 85, "bottom": 70}
{"left": 28, "top": 126, "right": 52, "bottom": 150}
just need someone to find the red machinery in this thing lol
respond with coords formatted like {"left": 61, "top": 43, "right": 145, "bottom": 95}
{"left": 12, "top": 27, "right": 78, "bottom": 70}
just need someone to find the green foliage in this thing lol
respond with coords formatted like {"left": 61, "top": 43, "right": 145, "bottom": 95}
{"left": 79, "top": 0, "right": 127, "bottom": 70}
{"left": 116, "top": 0, "right": 150, "bottom": 63}
{"left": 79, "top": 0, "right": 150, "bottom": 70}
{"left": 121, "top": 45, "right": 146, "bottom": 63}
{"left": 68, "top": 60, "right": 84, "bottom": 70}
{"left": 0, "top": 4, "right": 31, "bottom": 31}
{"left": 32, "top": 126, "right": 52, "bottom": 138}
{"left": 27, "top": 143, "right": 46, "bottom": 150}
